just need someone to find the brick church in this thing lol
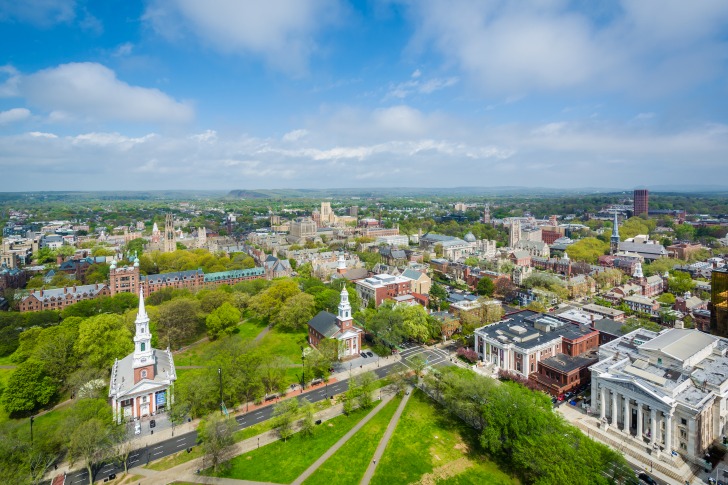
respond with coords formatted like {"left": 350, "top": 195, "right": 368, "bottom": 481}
{"left": 308, "top": 287, "right": 364, "bottom": 359}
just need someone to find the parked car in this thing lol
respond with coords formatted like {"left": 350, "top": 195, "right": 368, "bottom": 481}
{"left": 150, "top": 419, "right": 156, "bottom": 428}
{"left": 361, "top": 353, "right": 368, "bottom": 359}
{"left": 134, "top": 423, "right": 141, "bottom": 435}
{"left": 638, "top": 472, "right": 657, "bottom": 485}
{"left": 366, "top": 351, "right": 374, "bottom": 357}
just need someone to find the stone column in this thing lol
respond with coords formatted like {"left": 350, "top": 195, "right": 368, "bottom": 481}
{"left": 623, "top": 396, "right": 630, "bottom": 432}
{"left": 600, "top": 386, "right": 606, "bottom": 420}
{"left": 650, "top": 408, "right": 657, "bottom": 445}
{"left": 612, "top": 391, "right": 619, "bottom": 425}
{"left": 636, "top": 402, "right": 643, "bottom": 438}
{"left": 665, "top": 415, "right": 672, "bottom": 453}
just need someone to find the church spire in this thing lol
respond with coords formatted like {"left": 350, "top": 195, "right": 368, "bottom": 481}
{"left": 133, "top": 287, "right": 155, "bottom": 372}
{"left": 337, "top": 287, "right": 352, "bottom": 329}
{"left": 610, "top": 211, "right": 620, "bottom": 255}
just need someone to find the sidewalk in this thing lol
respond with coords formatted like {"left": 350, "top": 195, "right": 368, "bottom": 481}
{"left": 46, "top": 352, "right": 402, "bottom": 481}
{"left": 361, "top": 387, "right": 413, "bottom": 485}
{"left": 131, "top": 388, "right": 398, "bottom": 485}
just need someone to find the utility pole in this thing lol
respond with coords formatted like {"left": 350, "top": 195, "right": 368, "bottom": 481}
{"left": 300, "top": 346, "right": 305, "bottom": 392}
{"left": 218, "top": 368, "right": 223, "bottom": 414}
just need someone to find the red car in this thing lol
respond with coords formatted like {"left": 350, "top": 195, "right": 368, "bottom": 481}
{"left": 557, "top": 394, "right": 565, "bottom": 402}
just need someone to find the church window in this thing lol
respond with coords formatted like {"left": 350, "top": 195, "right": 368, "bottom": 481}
{"left": 141, "top": 370, "right": 147, "bottom": 379}
{"left": 141, "top": 343, "right": 145, "bottom": 352}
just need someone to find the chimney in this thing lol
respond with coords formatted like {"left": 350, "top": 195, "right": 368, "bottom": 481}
{"left": 40, "top": 288, "right": 44, "bottom": 297}
{"left": 64, "top": 287, "right": 67, "bottom": 294}
{"left": 72, "top": 285, "right": 76, "bottom": 292}
{"left": 56, "top": 255, "right": 63, "bottom": 265}
{"left": 95, "top": 283, "right": 99, "bottom": 290}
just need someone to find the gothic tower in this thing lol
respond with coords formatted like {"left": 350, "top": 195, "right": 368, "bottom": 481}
{"left": 483, "top": 203, "right": 491, "bottom": 224}
{"left": 132, "top": 289, "right": 155, "bottom": 383}
{"left": 509, "top": 220, "right": 521, "bottom": 248}
{"left": 610, "top": 211, "right": 620, "bottom": 255}
{"left": 163, "top": 213, "right": 176, "bottom": 253}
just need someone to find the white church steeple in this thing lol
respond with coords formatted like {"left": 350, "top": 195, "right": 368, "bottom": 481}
{"left": 337, "top": 287, "right": 353, "bottom": 329}
{"left": 132, "top": 288, "right": 155, "bottom": 371}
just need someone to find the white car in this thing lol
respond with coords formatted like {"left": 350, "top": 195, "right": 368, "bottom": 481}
{"left": 134, "top": 423, "right": 141, "bottom": 435}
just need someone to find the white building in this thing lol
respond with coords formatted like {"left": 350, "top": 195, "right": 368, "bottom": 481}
{"left": 590, "top": 328, "right": 728, "bottom": 463}
{"left": 109, "top": 290, "right": 176, "bottom": 423}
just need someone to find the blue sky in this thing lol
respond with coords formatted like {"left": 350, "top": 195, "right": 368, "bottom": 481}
{"left": 1, "top": 0, "right": 727, "bottom": 191}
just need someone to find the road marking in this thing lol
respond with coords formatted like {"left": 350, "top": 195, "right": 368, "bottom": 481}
{"left": 153, "top": 445, "right": 164, "bottom": 451}
{"left": 176, "top": 438, "right": 187, "bottom": 443}
{"left": 153, "top": 450, "right": 164, "bottom": 456}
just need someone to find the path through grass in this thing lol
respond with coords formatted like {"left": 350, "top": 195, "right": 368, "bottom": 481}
{"left": 303, "top": 396, "right": 401, "bottom": 485}
{"left": 370, "top": 390, "right": 518, "bottom": 485}
{"left": 212, "top": 406, "right": 372, "bottom": 484}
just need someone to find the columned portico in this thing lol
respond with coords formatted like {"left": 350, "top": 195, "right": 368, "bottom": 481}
{"left": 623, "top": 395, "right": 630, "bottom": 432}
{"left": 650, "top": 408, "right": 657, "bottom": 445}
{"left": 611, "top": 391, "right": 618, "bottom": 425}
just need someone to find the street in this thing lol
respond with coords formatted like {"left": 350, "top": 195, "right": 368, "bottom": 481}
{"left": 63, "top": 345, "right": 452, "bottom": 484}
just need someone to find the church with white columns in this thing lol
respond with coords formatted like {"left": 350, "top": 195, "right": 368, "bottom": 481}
{"left": 590, "top": 327, "right": 728, "bottom": 463}
{"left": 109, "top": 289, "right": 177, "bottom": 423}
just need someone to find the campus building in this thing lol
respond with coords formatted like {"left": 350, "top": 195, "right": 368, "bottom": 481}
{"left": 109, "top": 290, "right": 176, "bottom": 423}
{"left": 590, "top": 328, "right": 728, "bottom": 463}
{"left": 307, "top": 287, "right": 364, "bottom": 359}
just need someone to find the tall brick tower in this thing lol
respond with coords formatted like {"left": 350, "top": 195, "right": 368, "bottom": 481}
{"left": 634, "top": 189, "right": 649, "bottom": 217}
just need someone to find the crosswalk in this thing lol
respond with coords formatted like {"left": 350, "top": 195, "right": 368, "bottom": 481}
{"left": 398, "top": 344, "right": 451, "bottom": 369}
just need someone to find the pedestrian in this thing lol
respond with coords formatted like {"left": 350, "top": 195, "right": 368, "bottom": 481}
{"left": 373, "top": 459, "right": 376, "bottom": 465}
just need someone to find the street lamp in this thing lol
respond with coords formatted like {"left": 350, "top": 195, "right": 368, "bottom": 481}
{"left": 218, "top": 368, "right": 223, "bottom": 414}
{"left": 300, "top": 346, "right": 305, "bottom": 392}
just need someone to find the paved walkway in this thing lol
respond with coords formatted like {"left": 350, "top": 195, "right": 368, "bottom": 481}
{"left": 360, "top": 388, "right": 413, "bottom": 485}
{"left": 289, "top": 393, "right": 396, "bottom": 485}
{"left": 130, "top": 389, "right": 395, "bottom": 485}
{"left": 253, "top": 325, "right": 271, "bottom": 343}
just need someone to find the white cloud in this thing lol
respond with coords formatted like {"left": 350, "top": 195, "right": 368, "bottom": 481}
{"left": 112, "top": 42, "right": 134, "bottom": 57}
{"left": 0, "top": 108, "right": 30, "bottom": 124}
{"left": 144, "top": 0, "right": 343, "bottom": 75}
{"left": 282, "top": 129, "right": 308, "bottom": 142}
{"left": 385, "top": 71, "right": 459, "bottom": 99}
{"left": 0, "top": 0, "right": 76, "bottom": 27}
{"left": 402, "top": 0, "right": 728, "bottom": 96}
{"left": 0, "top": 106, "right": 726, "bottom": 190}
{"left": 6, "top": 62, "right": 193, "bottom": 123}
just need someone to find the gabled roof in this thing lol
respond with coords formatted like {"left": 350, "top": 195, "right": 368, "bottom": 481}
{"left": 308, "top": 311, "right": 339, "bottom": 338}
{"left": 401, "top": 268, "right": 425, "bottom": 281}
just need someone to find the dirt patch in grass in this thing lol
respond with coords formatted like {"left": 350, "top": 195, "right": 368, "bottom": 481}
{"left": 416, "top": 457, "right": 473, "bottom": 485}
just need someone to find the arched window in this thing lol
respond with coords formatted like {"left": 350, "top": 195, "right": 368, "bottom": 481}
{"left": 141, "top": 342, "right": 145, "bottom": 352}
{"left": 141, "top": 370, "right": 147, "bottom": 379}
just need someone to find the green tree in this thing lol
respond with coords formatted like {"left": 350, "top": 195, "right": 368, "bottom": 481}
{"left": 206, "top": 302, "right": 241, "bottom": 340}
{"left": 272, "top": 398, "right": 299, "bottom": 441}
{"left": 157, "top": 298, "right": 202, "bottom": 349}
{"left": 199, "top": 289, "right": 232, "bottom": 313}
{"left": 1, "top": 360, "right": 58, "bottom": 414}
{"left": 274, "top": 292, "right": 316, "bottom": 331}
{"left": 199, "top": 413, "right": 237, "bottom": 473}
{"left": 299, "top": 398, "right": 315, "bottom": 437}
{"left": 248, "top": 279, "right": 301, "bottom": 322}
{"left": 668, "top": 271, "right": 696, "bottom": 295}
{"left": 176, "top": 369, "right": 219, "bottom": 418}
{"left": 355, "top": 371, "right": 376, "bottom": 409}
{"left": 565, "top": 237, "right": 609, "bottom": 263}
{"left": 398, "top": 304, "right": 433, "bottom": 343}
{"left": 74, "top": 314, "right": 133, "bottom": 369}
{"left": 657, "top": 293, "right": 676, "bottom": 306}
{"left": 476, "top": 277, "right": 495, "bottom": 296}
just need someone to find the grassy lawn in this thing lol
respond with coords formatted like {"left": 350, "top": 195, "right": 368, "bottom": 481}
{"left": 0, "top": 354, "right": 16, "bottom": 365}
{"left": 211, "top": 405, "right": 373, "bottom": 483}
{"left": 146, "top": 398, "right": 333, "bottom": 472}
{"left": 370, "top": 390, "right": 518, "bottom": 485}
{"left": 174, "top": 318, "right": 268, "bottom": 366}
{"left": 256, "top": 327, "right": 309, "bottom": 363}
{"left": 303, "top": 396, "right": 401, "bottom": 485}
{"left": 0, "top": 368, "right": 14, "bottom": 422}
